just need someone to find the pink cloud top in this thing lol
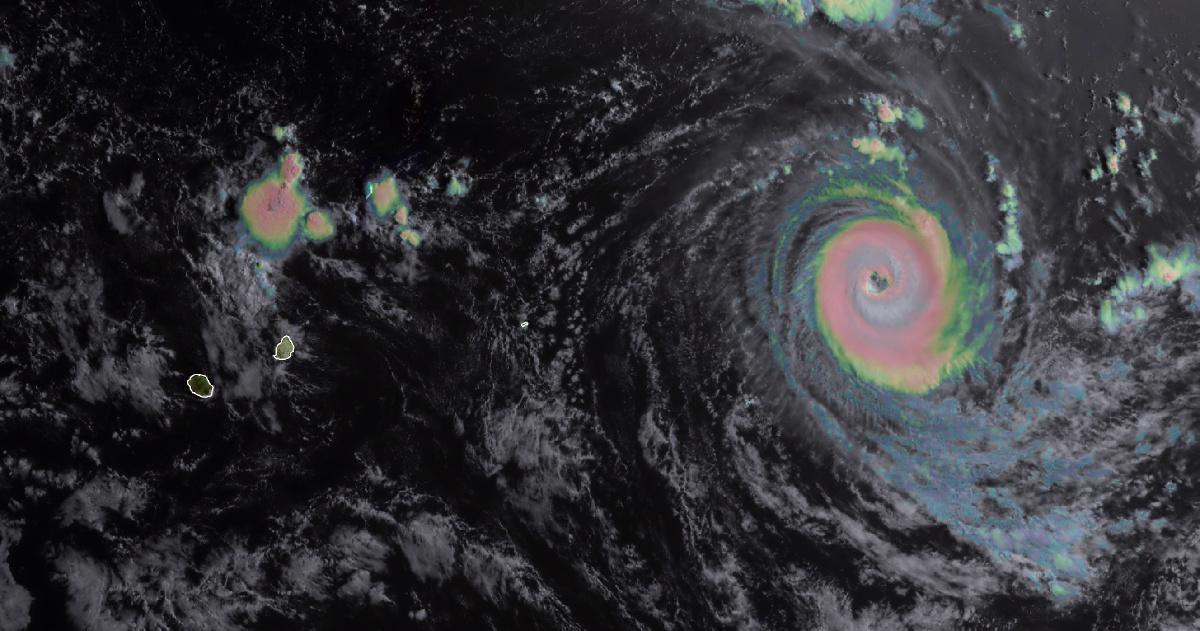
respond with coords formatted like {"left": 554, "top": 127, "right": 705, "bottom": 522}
{"left": 280, "top": 152, "right": 304, "bottom": 185}
{"left": 242, "top": 178, "right": 304, "bottom": 245}
{"left": 816, "top": 218, "right": 951, "bottom": 381}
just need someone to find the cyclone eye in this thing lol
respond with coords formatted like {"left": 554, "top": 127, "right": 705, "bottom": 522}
{"left": 865, "top": 269, "right": 891, "bottom": 295}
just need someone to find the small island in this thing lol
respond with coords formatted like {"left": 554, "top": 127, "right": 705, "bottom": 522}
{"left": 274, "top": 335, "right": 295, "bottom": 361}
{"left": 187, "top": 374, "right": 214, "bottom": 398}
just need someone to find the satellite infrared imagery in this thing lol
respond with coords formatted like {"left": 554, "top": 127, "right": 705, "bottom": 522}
{"left": 1, "top": 1, "right": 1200, "bottom": 630}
